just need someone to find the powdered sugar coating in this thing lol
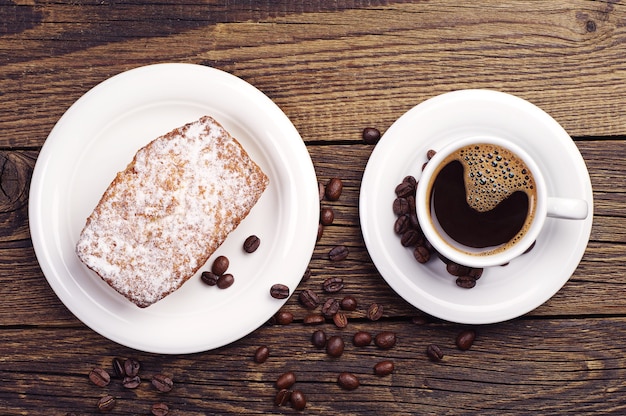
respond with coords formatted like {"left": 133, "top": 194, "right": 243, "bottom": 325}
{"left": 76, "top": 116, "right": 269, "bottom": 307}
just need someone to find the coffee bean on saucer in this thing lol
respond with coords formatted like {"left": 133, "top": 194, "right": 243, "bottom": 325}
{"left": 446, "top": 262, "right": 470, "bottom": 277}
{"left": 270, "top": 283, "right": 290, "bottom": 299}
{"left": 393, "top": 197, "right": 410, "bottom": 216}
{"left": 414, "top": 245, "right": 431, "bottom": 263}
{"left": 362, "top": 127, "right": 381, "bottom": 144}
{"left": 427, "top": 149, "right": 437, "bottom": 160}
{"left": 395, "top": 181, "right": 414, "bottom": 198}
{"left": 456, "top": 275, "right": 476, "bottom": 289}
{"left": 201, "top": 271, "right": 219, "bottom": 286}
{"left": 401, "top": 229, "right": 422, "bottom": 247}
{"left": 217, "top": 273, "right": 235, "bottom": 289}
{"left": 394, "top": 215, "right": 410, "bottom": 234}
{"left": 211, "top": 255, "right": 229, "bottom": 275}
{"left": 456, "top": 329, "right": 476, "bottom": 351}
{"left": 243, "top": 235, "right": 261, "bottom": 253}
{"left": 325, "top": 178, "right": 343, "bottom": 201}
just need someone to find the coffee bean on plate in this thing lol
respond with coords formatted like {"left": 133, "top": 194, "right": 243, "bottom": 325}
{"left": 320, "top": 207, "right": 335, "bottom": 225}
{"left": 374, "top": 360, "right": 395, "bottom": 376}
{"left": 311, "top": 330, "right": 327, "bottom": 349}
{"left": 329, "top": 245, "right": 349, "bottom": 261}
{"left": 401, "top": 229, "right": 422, "bottom": 247}
{"left": 323, "top": 277, "right": 344, "bottom": 293}
{"left": 89, "top": 367, "right": 111, "bottom": 387}
{"left": 456, "top": 329, "right": 476, "bottom": 351}
{"left": 393, "top": 197, "right": 410, "bottom": 216}
{"left": 337, "top": 372, "right": 360, "bottom": 390}
{"left": 290, "top": 389, "right": 307, "bottom": 411}
{"left": 299, "top": 289, "right": 320, "bottom": 309}
{"left": 201, "top": 271, "right": 219, "bottom": 286}
{"left": 395, "top": 181, "right": 415, "bottom": 198}
{"left": 211, "top": 255, "right": 229, "bottom": 275}
{"left": 325, "top": 178, "right": 343, "bottom": 201}
{"left": 367, "top": 303, "right": 384, "bottom": 321}
{"left": 243, "top": 235, "right": 261, "bottom": 253}
{"left": 394, "top": 215, "right": 410, "bottom": 234}
{"left": 456, "top": 275, "right": 476, "bottom": 289}
{"left": 352, "top": 331, "right": 372, "bottom": 347}
{"left": 374, "top": 331, "right": 397, "bottom": 350}
{"left": 414, "top": 245, "right": 431, "bottom": 263}
{"left": 426, "top": 344, "right": 444, "bottom": 362}
{"left": 340, "top": 295, "right": 357, "bottom": 311}
{"left": 270, "top": 283, "right": 290, "bottom": 299}
{"left": 326, "top": 336, "right": 345, "bottom": 357}
{"left": 276, "top": 371, "right": 296, "bottom": 390}
{"left": 217, "top": 273, "right": 235, "bottom": 289}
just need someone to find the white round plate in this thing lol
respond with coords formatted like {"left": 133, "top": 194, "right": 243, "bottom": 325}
{"left": 360, "top": 89, "right": 593, "bottom": 324}
{"left": 30, "top": 63, "right": 319, "bottom": 353}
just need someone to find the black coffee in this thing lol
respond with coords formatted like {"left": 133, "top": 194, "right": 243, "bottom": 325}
{"left": 429, "top": 143, "right": 536, "bottom": 251}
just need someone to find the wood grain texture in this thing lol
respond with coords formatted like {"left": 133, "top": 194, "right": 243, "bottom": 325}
{"left": 2, "top": 0, "right": 626, "bottom": 414}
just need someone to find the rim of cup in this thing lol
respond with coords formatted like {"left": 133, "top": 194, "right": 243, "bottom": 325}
{"left": 416, "top": 136, "right": 547, "bottom": 269}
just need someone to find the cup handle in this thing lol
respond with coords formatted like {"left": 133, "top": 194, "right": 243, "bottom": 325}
{"left": 546, "top": 197, "right": 589, "bottom": 220}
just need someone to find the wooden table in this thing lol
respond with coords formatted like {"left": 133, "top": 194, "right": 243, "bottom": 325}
{"left": 2, "top": 1, "right": 625, "bottom": 414}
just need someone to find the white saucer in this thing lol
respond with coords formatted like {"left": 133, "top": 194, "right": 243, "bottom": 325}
{"left": 360, "top": 89, "right": 593, "bottom": 324}
{"left": 29, "top": 63, "right": 319, "bottom": 353}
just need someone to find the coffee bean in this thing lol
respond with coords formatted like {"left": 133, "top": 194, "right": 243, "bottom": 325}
{"left": 413, "top": 245, "right": 431, "bottom": 263}
{"left": 325, "top": 178, "right": 343, "bottom": 201}
{"left": 411, "top": 315, "right": 429, "bottom": 325}
{"left": 322, "top": 277, "right": 344, "bottom": 293}
{"left": 254, "top": 346, "right": 270, "bottom": 363}
{"left": 524, "top": 240, "right": 536, "bottom": 254}
{"left": 274, "top": 389, "right": 292, "bottom": 406}
{"left": 303, "top": 313, "right": 325, "bottom": 325}
{"left": 367, "top": 303, "right": 384, "bottom": 321}
{"left": 217, "top": 273, "right": 235, "bottom": 289}
{"left": 211, "top": 255, "right": 229, "bottom": 275}
{"left": 311, "top": 330, "right": 327, "bottom": 349}
{"left": 401, "top": 229, "right": 422, "bottom": 247}
{"left": 374, "top": 331, "right": 397, "bottom": 349}
{"left": 124, "top": 358, "right": 140, "bottom": 377}
{"left": 456, "top": 329, "right": 476, "bottom": 351}
{"left": 456, "top": 275, "right": 477, "bottom": 289}
{"left": 89, "top": 367, "right": 111, "bottom": 387}
{"left": 243, "top": 235, "right": 261, "bottom": 253}
{"left": 340, "top": 295, "right": 357, "bottom": 311}
{"left": 318, "top": 182, "right": 326, "bottom": 201}
{"left": 151, "top": 402, "right": 169, "bottom": 416}
{"left": 275, "top": 311, "right": 294, "bottom": 325}
{"left": 122, "top": 375, "right": 141, "bottom": 389}
{"left": 112, "top": 357, "right": 125, "bottom": 378}
{"left": 320, "top": 207, "right": 335, "bottom": 226}
{"left": 201, "top": 271, "right": 219, "bottom": 286}
{"left": 446, "top": 262, "right": 470, "bottom": 277}
{"left": 362, "top": 127, "right": 381, "bottom": 144}
{"left": 317, "top": 223, "right": 324, "bottom": 241}
{"left": 468, "top": 268, "right": 483, "bottom": 280}
{"left": 151, "top": 374, "right": 173, "bottom": 393}
{"left": 328, "top": 245, "right": 349, "bottom": 261}
{"left": 270, "top": 284, "right": 290, "bottom": 299}
{"left": 394, "top": 214, "right": 410, "bottom": 234}
{"left": 290, "top": 389, "right": 307, "bottom": 411}
{"left": 333, "top": 312, "right": 348, "bottom": 328}
{"left": 374, "top": 360, "right": 395, "bottom": 376}
{"left": 301, "top": 268, "right": 312, "bottom": 282}
{"left": 326, "top": 336, "right": 345, "bottom": 357}
{"left": 427, "top": 149, "right": 437, "bottom": 159}
{"left": 337, "top": 372, "right": 359, "bottom": 390}
{"left": 403, "top": 175, "right": 417, "bottom": 188}
{"left": 276, "top": 371, "right": 296, "bottom": 390}
{"left": 97, "top": 395, "right": 115, "bottom": 412}
{"left": 395, "top": 181, "right": 415, "bottom": 198}
{"left": 352, "top": 331, "right": 372, "bottom": 347}
{"left": 426, "top": 344, "right": 444, "bottom": 362}
{"left": 298, "top": 289, "right": 320, "bottom": 309}
{"left": 393, "top": 197, "right": 410, "bottom": 216}
{"left": 322, "top": 298, "right": 340, "bottom": 318}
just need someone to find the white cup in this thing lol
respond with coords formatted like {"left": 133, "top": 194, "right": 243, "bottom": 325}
{"left": 416, "top": 136, "right": 588, "bottom": 268}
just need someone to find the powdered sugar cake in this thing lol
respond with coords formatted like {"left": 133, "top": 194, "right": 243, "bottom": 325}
{"left": 76, "top": 116, "right": 269, "bottom": 308}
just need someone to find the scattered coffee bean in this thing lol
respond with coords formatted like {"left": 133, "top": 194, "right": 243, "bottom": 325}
{"left": 456, "top": 329, "right": 476, "bottom": 351}
{"left": 326, "top": 335, "right": 345, "bottom": 357}
{"left": 426, "top": 344, "right": 444, "bottom": 362}
{"left": 299, "top": 289, "right": 320, "bottom": 309}
{"left": 303, "top": 313, "right": 325, "bottom": 325}
{"left": 362, "top": 127, "right": 381, "bottom": 144}
{"left": 333, "top": 312, "right": 348, "bottom": 328}
{"left": 456, "top": 275, "right": 477, "bottom": 289}
{"left": 290, "top": 389, "right": 307, "bottom": 411}
{"left": 270, "top": 284, "right": 290, "bottom": 299}
{"left": 323, "top": 277, "right": 344, "bottom": 293}
{"left": 151, "top": 374, "right": 174, "bottom": 393}
{"left": 89, "top": 367, "right": 111, "bottom": 387}
{"left": 112, "top": 357, "right": 125, "bottom": 378}
{"left": 374, "top": 360, "right": 395, "bottom": 376}
{"left": 243, "top": 235, "right": 261, "bottom": 253}
{"left": 329, "top": 245, "right": 349, "bottom": 261}
{"left": 122, "top": 375, "right": 141, "bottom": 389}
{"left": 320, "top": 207, "right": 335, "bottom": 226}
{"left": 301, "top": 268, "right": 312, "bottom": 282}
{"left": 337, "top": 372, "right": 360, "bottom": 390}
{"left": 414, "top": 245, "right": 431, "bottom": 263}
{"left": 352, "top": 331, "right": 372, "bottom": 347}
{"left": 275, "top": 311, "right": 294, "bottom": 325}
{"left": 393, "top": 197, "right": 410, "bottom": 216}
{"left": 311, "top": 330, "right": 327, "bottom": 349}
{"left": 322, "top": 298, "right": 340, "bottom": 318}
{"left": 367, "top": 303, "right": 384, "bottom": 321}
{"left": 325, "top": 178, "right": 343, "bottom": 201}
{"left": 124, "top": 358, "right": 140, "bottom": 377}
{"left": 340, "top": 295, "right": 357, "bottom": 311}
{"left": 274, "top": 388, "right": 292, "bottom": 406}
{"left": 151, "top": 402, "right": 169, "bottom": 416}
{"left": 97, "top": 395, "right": 115, "bottom": 412}
{"left": 318, "top": 182, "right": 326, "bottom": 201}
{"left": 217, "top": 273, "right": 235, "bottom": 289}
{"left": 276, "top": 371, "right": 296, "bottom": 390}
{"left": 317, "top": 223, "right": 324, "bottom": 241}
{"left": 201, "top": 271, "right": 219, "bottom": 286}
{"left": 254, "top": 346, "right": 270, "bottom": 363}
{"left": 211, "top": 255, "right": 229, "bottom": 275}
{"left": 374, "top": 331, "right": 397, "bottom": 349}
{"left": 411, "top": 315, "right": 429, "bottom": 325}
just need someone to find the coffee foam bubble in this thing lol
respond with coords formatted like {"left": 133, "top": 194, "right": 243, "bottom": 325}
{"left": 452, "top": 144, "right": 535, "bottom": 212}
